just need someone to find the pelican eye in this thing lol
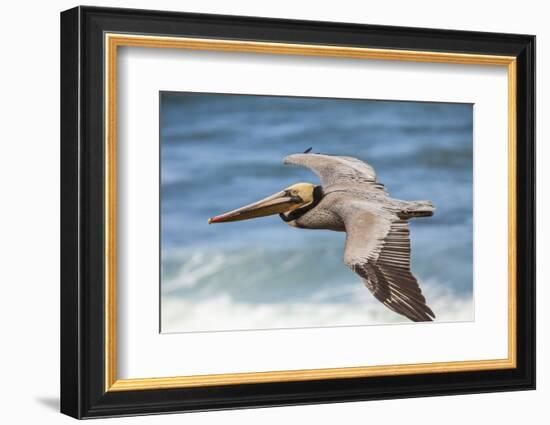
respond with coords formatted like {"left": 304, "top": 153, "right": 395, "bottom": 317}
{"left": 286, "top": 189, "right": 302, "bottom": 202}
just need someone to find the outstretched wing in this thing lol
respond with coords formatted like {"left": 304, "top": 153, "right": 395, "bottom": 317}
{"left": 336, "top": 200, "right": 435, "bottom": 322}
{"left": 284, "top": 153, "right": 387, "bottom": 194}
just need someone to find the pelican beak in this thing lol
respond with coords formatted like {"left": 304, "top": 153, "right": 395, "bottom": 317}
{"left": 208, "top": 190, "right": 299, "bottom": 224}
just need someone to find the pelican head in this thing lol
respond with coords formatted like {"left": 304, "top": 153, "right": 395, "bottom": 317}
{"left": 208, "top": 183, "right": 317, "bottom": 224}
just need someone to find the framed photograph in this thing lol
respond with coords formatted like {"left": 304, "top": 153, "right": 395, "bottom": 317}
{"left": 60, "top": 6, "right": 535, "bottom": 419}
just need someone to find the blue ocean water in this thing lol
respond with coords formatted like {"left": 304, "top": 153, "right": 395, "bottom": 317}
{"left": 160, "top": 92, "right": 473, "bottom": 332}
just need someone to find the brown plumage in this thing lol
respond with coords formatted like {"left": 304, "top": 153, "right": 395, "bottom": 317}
{"left": 283, "top": 154, "right": 435, "bottom": 322}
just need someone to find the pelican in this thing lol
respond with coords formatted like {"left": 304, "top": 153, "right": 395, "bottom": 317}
{"left": 208, "top": 153, "right": 436, "bottom": 322}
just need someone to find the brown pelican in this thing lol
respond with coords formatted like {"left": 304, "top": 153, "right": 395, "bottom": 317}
{"left": 208, "top": 154, "right": 436, "bottom": 322}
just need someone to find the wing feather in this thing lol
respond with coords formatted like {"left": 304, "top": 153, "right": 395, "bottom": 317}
{"left": 284, "top": 153, "right": 387, "bottom": 194}
{"left": 336, "top": 201, "right": 435, "bottom": 322}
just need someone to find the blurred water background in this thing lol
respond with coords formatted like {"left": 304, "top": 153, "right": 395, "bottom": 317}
{"left": 160, "top": 92, "right": 473, "bottom": 333}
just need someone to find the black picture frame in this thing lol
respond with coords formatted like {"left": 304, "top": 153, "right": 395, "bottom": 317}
{"left": 60, "top": 5, "right": 535, "bottom": 419}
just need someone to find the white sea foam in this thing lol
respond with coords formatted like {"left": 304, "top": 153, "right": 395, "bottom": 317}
{"left": 161, "top": 279, "right": 473, "bottom": 334}
{"left": 161, "top": 247, "right": 473, "bottom": 333}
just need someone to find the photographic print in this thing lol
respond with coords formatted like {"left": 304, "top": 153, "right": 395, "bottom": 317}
{"left": 160, "top": 92, "right": 474, "bottom": 333}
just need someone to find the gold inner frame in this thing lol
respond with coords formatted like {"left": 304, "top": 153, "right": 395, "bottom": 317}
{"left": 104, "top": 33, "right": 517, "bottom": 392}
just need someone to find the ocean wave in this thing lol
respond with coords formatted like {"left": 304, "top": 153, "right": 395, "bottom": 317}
{"left": 161, "top": 248, "right": 473, "bottom": 333}
{"left": 161, "top": 278, "right": 473, "bottom": 333}
{"left": 162, "top": 250, "right": 228, "bottom": 290}
{"left": 162, "top": 243, "right": 349, "bottom": 302}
